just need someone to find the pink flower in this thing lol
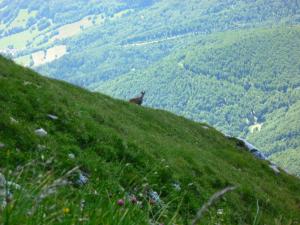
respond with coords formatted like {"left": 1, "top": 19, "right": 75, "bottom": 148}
{"left": 117, "top": 199, "right": 125, "bottom": 206}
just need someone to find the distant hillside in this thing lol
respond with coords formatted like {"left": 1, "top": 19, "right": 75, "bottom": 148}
{"left": 1, "top": 0, "right": 300, "bottom": 176}
{"left": 1, "top": 56, "right": 300, "bottom": 224}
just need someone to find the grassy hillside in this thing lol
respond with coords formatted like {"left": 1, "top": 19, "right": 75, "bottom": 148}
{"left": 31, "top": 1, "right": 300, "bottom": 175}
{"left": 2, "top": 1, "right": 300, "bottom": 175}
{"left": 1, "top": 56, "right": 300, "bottom": 224}
{"left": 96, "top": 26, "right": 300, "bottom": 175}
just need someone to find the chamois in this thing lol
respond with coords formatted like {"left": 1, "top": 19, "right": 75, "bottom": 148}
{"left": 129, "top": 91, "right": 145, "bottom": 105}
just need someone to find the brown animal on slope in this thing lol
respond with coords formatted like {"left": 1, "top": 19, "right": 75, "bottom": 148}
{"left": 129, "top": 91, "right": 145, "bottom": 105}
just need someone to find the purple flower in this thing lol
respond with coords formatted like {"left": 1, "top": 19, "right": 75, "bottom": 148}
{"left": 117, "top": 199, "right": 125, "bottom": 206}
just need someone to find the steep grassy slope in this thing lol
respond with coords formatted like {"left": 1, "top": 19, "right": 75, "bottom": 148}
{"left": 32, "top": 1, "right": 300, "bottom": 175}
{"left": 0, "top": 56, "right": 300, "bottom": 224}
{"left": 2, "top": 0, "right": 300, "bottom": 176}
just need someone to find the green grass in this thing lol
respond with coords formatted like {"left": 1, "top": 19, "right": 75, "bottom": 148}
{"left": 0, "top": 55, "right": 300, "bottom": 224}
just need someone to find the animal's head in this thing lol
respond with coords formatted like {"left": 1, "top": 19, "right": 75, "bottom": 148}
{"left": 141, "top": 91, "right": 145, "bottom": 96}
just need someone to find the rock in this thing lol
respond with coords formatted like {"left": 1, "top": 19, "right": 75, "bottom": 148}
{"left": 149, "top": 190, "right": 160, "bottom": 203}
{"left": 224, "top": 134, "right": 232, "bottom": 138}
{"left": 236, "top": 137, "right": 256, "bottom": 151}
{"left": 217, "top": 208, "right": 224, "bottom": 215}
{"left": 23, "top": 81, "right": 32, "bottom": 86}
{"left": 35, "top": 128, "right": 47, "bottom": 137}
{"left": 202, "top": 126, "right": 209, "bottom": 129}
{"left": 0, "top": 142, "right": 5, "bottom": 149}
{"left": 249, "top": 149, "right": 267, "bottom": 160}
{"left": 236, "top": 137, "right": 267, "bottom": 160}
{"left": 47, "top": 114, "right": 58, "bottom": 120}
{"left": 76, "top": 172, "right": 89, "bottom": 186}
{"left": 283, "top": 168, "right": 291, "bottom": 175}
{"left": 10, "top": 117, "right": 18, "bottom": 124}
{"left": 269, "top": 164, "right": 280, "bottom": 174}
{"left": 172, "top": 182, "right": 181, "bottom": 191}
{"left": 68, "top": 153, "right": 75, "bottom": 160}
{"left": 37, "top": 144, "right": 46, "bottom": 151}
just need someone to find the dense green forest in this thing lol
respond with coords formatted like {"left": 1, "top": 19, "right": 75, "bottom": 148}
{"left": 1, "top": 56, "right": 300, "bottom": 224}
{"left": 1, "top": 0, "right": 300, "bottom": 175}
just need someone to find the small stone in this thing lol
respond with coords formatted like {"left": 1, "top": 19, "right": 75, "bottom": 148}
{"left": 76, "top": 172, "right": 89, "bottom": 186}
{"left": 202, "top": 125, "right": 209, "bottom": 129}
{"left": 217, "top": 208, "right": 224, "bottom": 215}
{"left": 68, "top": 153, "right": 75, "bottom": 160}
{"left": 37, "top": 144, "right": 46, "bottom": 151}
{"left": 172, "top": 182, "right": 181, "bottom": 191}
{"left": 10, "top": 117, "right": 18, "bottom": 124}
{"left": 0, "top": 142, "right": 5, "bottom": 149}
{"left": 149, "top": 191, "right": 160, "bottom": 203}
{"left": 35, "top": 128, "right": 47, "bottom": 137}
{"left": 23, "top": 81, "right": 32, "bottom": 86}
{"left": 47, "top": 114, "right": 58, "bottom": 120}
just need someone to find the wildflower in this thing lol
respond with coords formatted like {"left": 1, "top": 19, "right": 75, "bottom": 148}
{"left": 63, "top": 207, "right": 70, "bottom": 214}
{"left": 117, "top": 199, "right": 125, "bottom": 206}
{"left": 130, "top": 195, "right": 138, "bottom": 204}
